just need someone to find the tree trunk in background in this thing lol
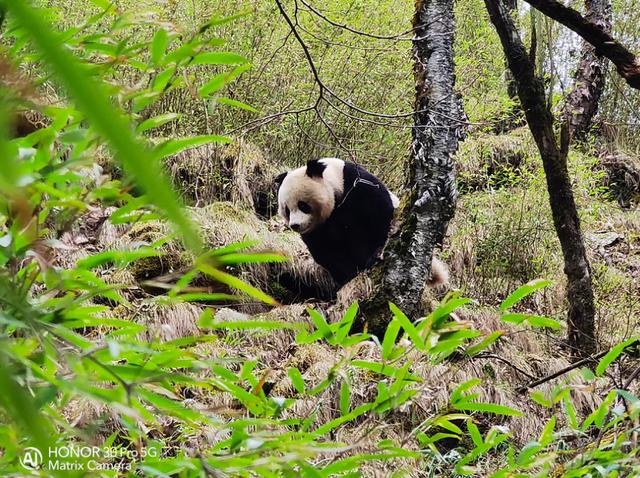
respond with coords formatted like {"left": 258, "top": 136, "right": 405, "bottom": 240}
{"left": 500, "top": 0, "right": 526, "bottom": 133}
{"left": 562, "top": 0, "right": 612, "bottom": 140}
{"left": 362, "top": 0, "right": 465, "bottom": 337}
{"left": 484, "top": 0, "right": 597, "bottom": 358}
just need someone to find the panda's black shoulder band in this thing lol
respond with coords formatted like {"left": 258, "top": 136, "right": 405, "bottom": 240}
{"left": 336, "top": 176, "right": 380, "bottom": 209}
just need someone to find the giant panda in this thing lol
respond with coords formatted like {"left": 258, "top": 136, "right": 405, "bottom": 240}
{"left": 275, "top": 158, "right": 399, "bottom": 286}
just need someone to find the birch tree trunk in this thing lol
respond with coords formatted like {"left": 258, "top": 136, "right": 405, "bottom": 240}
{"left": 362, "top": 0, "right": 465, "bottom": 337}
{"left": 484, "top": 0, "right": 597, "bottom": 357}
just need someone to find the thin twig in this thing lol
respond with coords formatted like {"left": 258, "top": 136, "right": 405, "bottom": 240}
{"left": 475, "top": 352, "right": 537, "bottom": 380}
{"left": 516, "top": 349, "right": 610, "bottom": 393}
{"left": 298, "top": 0, "right": 422, "bottom": 41}
{"left": 275, "top": 0, "right": 432, "bottom": 120}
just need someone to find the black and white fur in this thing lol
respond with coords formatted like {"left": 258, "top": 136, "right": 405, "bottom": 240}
{"left": 276, "top": 158, "right": 399, "bottom": 286}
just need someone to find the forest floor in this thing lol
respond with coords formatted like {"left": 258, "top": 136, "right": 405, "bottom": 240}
{"left": 59, "top": 125, "right": 639, "bottom": 476}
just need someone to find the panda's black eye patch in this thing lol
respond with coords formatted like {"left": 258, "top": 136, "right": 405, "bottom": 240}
{"left": 298, "top": 201, "right": 312, "bottom": 214}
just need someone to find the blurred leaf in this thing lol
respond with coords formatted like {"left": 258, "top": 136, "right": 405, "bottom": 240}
{"left": 466, "top": 331, "right": 503, "bottom": 356}
{"left": 3, "top": 0, "right": 202, "bottom": 251}
{"left": 209, "top": 320, "right": 304, "bottom": 331}
{"left": 313, "top": 403, "right": 372, "bottom": 436}
{"left": 339, "top": 380, "right": 351, "bottom": 415}
{"left": 169, "top": 292, "right": 239, "bottom": 303}
{"left": 137, "top": 113, "right": 182, "bottom": 133}
{"left": 539, "top": 416, "right": 556, "bottom": 446}
{"left": 155, "top": 134, "right": 231, "bottom": 159}
{"left": 201, "top": 10, "right": 252, "bottom": 30}
{"left": 0, "top": 353, "right": 53, "bottom": 454}
{"left": 198, "top": 263, "right": 276, "bottom": 305}
{"left": 76, "top": 248, "right": 160, "bottom": 269}
{"left": 501, "top": 313, "right": 561, "bottom": 329}
{"left": 351, "top": 360, "right": 421, "bottom": 381}
{"left": 151, "top": 28, "right": 169, "bottom": 65}
{"left": 287, "top": 368, "right": 306, "bottom": 395}
{"left": 216, "top": 252, "right": 286, "bottom": 266}
{"left": 450, "top": 378, "right": 481, "bottom": 404}
{"left": 467, "top": 421, "right": 483, "bottom": 446}
{"left": 216, "top": 97, "right": 258, "bottom": 112}
{"left": 454, "top": 401, "right": 523, "bottom": 417}
{"left": 190, "top": 52, "right": 247, "bottom": 65}
{"left": 137, "top": 387, "right": 203, "bottom": 423}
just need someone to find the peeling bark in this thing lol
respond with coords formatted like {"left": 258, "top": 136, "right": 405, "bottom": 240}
{"left": 362, "top": 0, "right": 464, "bottom": 337}
{"left": 484, "top": 0, "right": 597, "bottom": 357}
{"left": 562, "top": 0, "right": 612, "bottom": 140}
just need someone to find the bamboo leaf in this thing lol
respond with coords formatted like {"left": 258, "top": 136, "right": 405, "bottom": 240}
{"left": 198, "top": 263, "right": 277, "bottom": 305}
{"left": 389, "top": 302, "right": 424, "bottom": 350}
{"left": 500, "top": 279, "right": 552, "bottom": 311}
{"left": 335, "top": 302, "right": 358, "bottom": 343}
{"left": 190, "top": 52, "right": 247, "bottom": 65}
{"left": 381, "top": 318, "right": 401, "bottom": 360}
{"left": 2, "top": 0, "right": 202, "bottom": 251}
{"left": 454, "top": 401, "right": 523, "bottom": 417}
{"left": 137, "top": 113, "right": 182, "bottom": 133}
{"left": 216, "top": 97, "right": 258, "bottom": 112}
{"left": 339, "top": 380, "right": 351, "bottom": 415}
{"left": 287, "top": 368, "right": 306, "bottom": 395}
{"left": 155, "top": 135, "right": 231, "bottom": 159}
{"left": 596, "top": 338, "right": 638, "bottom": 376}
{"left": 466, "top": 331, "right": 503, "bottom": 356}
{"left": 151, "top": 28, "right": 169, "bottom": 65}
{"left": 198, "top": 64, "right": 251, "bottom": 97}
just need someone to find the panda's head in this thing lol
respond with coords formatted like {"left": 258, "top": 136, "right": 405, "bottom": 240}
{"left": 275, "top": 158, "right": 345, "bottom": 235}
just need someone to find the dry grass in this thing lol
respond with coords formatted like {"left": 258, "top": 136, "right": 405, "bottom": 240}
{"left": 165, "top": 139, "right": 281, "bottom": 217}
{"left": 455, "top": 127, "right": 539, "bottom": 194}
{"left": 54, "top": 127, "right": 639, "bottom": 476}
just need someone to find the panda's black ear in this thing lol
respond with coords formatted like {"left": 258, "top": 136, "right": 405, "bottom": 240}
{"left": 274, "top": 172, "right": 287, "bottom": 187}
{"left": 306, "top": 159, "right": 326, "bottom": 178}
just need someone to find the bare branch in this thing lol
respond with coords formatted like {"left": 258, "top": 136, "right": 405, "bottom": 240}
{"left": 275, "top": 0, "right": 432, "bottom": 119}
{"left": 224, "top": 103, "right": 315, "bottom": 136}
{"left": 297, "top": 0, "right": 420, "bottom": 41}
{"left": 523, "top": 0, "right": 640, "bottom": 89}
{"left": 515, "top": 349, "right": 610, "bottom": 393}
{"left": 475, "top": 352, "right": 537, "bottom": 380}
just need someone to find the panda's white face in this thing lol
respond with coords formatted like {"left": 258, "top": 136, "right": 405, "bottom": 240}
{"left": 277, "top": 158, "right": 344, "bottom": 235}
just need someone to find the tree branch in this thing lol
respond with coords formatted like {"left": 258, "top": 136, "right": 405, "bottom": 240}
{"left": 523, "top": 0, "right": 640, "bottom": 89}
{"left": 516, "top": 349, "right": 609, "bottom": 393}
{"left": 275, "top": 0, "right": 434, "bottom": 119}
{"left": 297, "top": 0, "right": 427, "bottom": 41}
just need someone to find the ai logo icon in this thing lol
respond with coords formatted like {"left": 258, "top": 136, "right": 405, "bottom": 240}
{"left": 20, "top": 447, "right": 43, "bottom": 471}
